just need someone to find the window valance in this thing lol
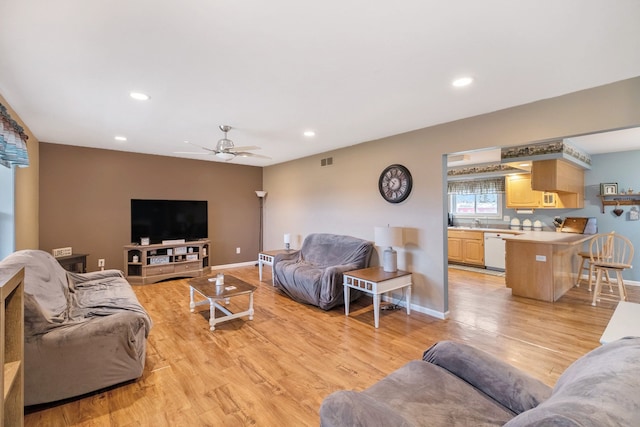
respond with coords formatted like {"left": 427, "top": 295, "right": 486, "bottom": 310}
{"left": 448, "top": 177, "right": 505, "bottom": 194}
{"left": 0, "top": 103, "right": 30, "bottom": 168}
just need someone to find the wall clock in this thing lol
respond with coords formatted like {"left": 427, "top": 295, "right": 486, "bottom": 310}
{"left": 378, "top": 164, "right": 413, "bottom": 203}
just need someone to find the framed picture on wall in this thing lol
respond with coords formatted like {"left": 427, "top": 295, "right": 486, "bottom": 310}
{"left": 600, "top": 183, "right": 618, "bottom": 195}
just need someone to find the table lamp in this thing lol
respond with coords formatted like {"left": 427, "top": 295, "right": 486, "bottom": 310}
{"left": 284, "top": 233, "right": 291, "bottom": 250}
{"left": 374, "top": 226, "right": 404, "bottom": 272}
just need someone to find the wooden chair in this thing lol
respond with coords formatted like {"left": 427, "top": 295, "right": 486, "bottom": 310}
{"left": 575, "top": 235, "right": 612, "bottom": 292}
{"left": 590, "top": 233, "right": 634, "bottom": 306}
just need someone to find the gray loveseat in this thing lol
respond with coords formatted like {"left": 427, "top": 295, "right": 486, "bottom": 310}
{"left": 320, "top": 338, "right": 640, "bottom": 426}
{"left": 0, "top": 249, "right": 152, "bottom": 405}
{"left": 273, "top": 233, "right": 373, "bottom": 310}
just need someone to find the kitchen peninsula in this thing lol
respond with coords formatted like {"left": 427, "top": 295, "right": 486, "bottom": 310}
{"left": 504, "top": 231, "right": 591, "bottom": 302}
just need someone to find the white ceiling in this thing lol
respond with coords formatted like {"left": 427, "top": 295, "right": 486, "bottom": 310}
{"left": 1, "top": 1, "right": 639, "bottom": 167}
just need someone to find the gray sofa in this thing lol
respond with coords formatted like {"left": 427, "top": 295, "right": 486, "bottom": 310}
{"left": 273, "top": 233, "right": 373, "bottom": 310}
{"left": 320, "top": 337, "right": 640, "bottom": 426}
{"left": 0, "top": 249, "right": 152, "bottom": 405}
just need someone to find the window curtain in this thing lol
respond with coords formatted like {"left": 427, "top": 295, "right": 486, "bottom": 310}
{"left": 0, "top": 103, "right": 30, "bottom": 168}
{"left": 448, "top": 177, "right": 505, "bottom": 194}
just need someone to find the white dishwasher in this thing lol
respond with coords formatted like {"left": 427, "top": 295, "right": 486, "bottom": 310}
{"left": 484, "top": 232, "right": 506, "bottom": 271}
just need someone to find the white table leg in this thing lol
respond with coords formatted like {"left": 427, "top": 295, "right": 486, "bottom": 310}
{"left": 344, "top": 285, "right": 350, "bottom": 316}
{"left": 259, "top": 259, "right": 264, "bottom": 281}
{"left": 189, "top": 286, "right": 195, "bottom": 312}
{"left": 373, "top": 293, "right": 381, "bottom": 328}
{"left": 406, "top": 285, "right": 411, "bottom": 315}
{"left": 208, "top": 297, "right": 216, "bottom": 331}
{"left": 249, "top": 292, "right": 255, "bottom": 320}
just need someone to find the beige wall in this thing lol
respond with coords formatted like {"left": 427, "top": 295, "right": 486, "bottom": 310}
{"left": 263, "top": 77, "right": 640, "bottom": 317}
{"left": 39, "top": 143, "right": 262, "bottom": 272}
{"left": 0, "top": 92, "right": 39, "bottom": 250}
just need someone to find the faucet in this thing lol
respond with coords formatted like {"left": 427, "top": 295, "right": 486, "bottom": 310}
{"left": 473, "top": 218, "right": 482, "bottom": 228}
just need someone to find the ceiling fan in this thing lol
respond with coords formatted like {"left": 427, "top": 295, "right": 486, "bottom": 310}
{"left": 176, "top": 125, "right": 271, "bottom": 161}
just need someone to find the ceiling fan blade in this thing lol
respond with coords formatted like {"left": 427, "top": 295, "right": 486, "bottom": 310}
{"left": 230, "top": 146, "right": 261, "bottom": 152}
{"left": 173, "top": 151, "right": 212, "bottom": 155}
{"left": 235, "top": 152, "right": 272, "bottom": 160}
{"left": 184, "top": 141, "right": 217, "bottom": 153}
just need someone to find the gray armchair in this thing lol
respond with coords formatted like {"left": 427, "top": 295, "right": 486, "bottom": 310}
{"left": 273, "top": 233, "right": 373, "bottom": 310}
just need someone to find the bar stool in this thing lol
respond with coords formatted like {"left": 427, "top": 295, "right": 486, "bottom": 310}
{"left": 591, "top": 233, "right": 634, "bottom": 306}
{"left": 576, "top": 248, "right": 612, "bottom": 292}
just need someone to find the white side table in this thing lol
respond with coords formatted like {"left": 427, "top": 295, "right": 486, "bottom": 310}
{"left": 344, "top": 267, "right": 412, "bottom": 328}
{"left": 258, "top": 249, "right": 292, "bottom": 285}
{"left": 600, "top": 301, "right": 640, "bottom": 344}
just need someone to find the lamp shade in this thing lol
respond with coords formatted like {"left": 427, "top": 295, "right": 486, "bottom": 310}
{"left": 374, "top": 226, "right": 403, "bottom": 248}
{"left": 255, "top": 190, "right": 267, "bottom": 198}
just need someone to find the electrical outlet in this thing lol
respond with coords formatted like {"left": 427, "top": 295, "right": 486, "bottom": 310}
{"left": 503, "top": 215, "right": 510, "bottom": 222}
{"left": 98, "top": 258, "right": 105, "bottom": 267}
{"left": 236, "top": 247, "right": 241, "bottom": 254}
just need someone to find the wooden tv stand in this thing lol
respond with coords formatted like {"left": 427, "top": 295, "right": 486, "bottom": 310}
{"left": 123, "top": 240, "right": 210, "bottom": 284}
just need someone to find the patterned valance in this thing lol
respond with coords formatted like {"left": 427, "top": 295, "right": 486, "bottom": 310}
{"left": 0, "top": 103, "right": 30, "bottom": 168}
{"left": 448, "top": 177, "right": 505, "bottom": 194}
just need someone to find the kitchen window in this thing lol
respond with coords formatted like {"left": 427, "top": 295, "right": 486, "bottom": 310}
{"left": 447, "top": 177, "right": 504, "bottom": 218}
{"left": 449, "top": 193, "right": 502, "bottom": 217}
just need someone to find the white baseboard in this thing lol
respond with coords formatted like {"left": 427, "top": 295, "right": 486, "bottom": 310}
{"left": 577, "top": 274, "right": 640, "bottom": 287}
{"left": 210, "top": 261, "right": 256, "bottom": 270}
{"left": 382, "top": 294, "right": 448, "bottom": 320}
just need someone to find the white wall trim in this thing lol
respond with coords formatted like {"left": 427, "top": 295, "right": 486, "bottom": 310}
{"left": 210, "top": 261, "right": 256, "bottom": 270}
{"left": 383, "top": 294, "right": 449, "bottom": 320}
{"left": 578, "top": 274, "right": 640, "bottom": 287}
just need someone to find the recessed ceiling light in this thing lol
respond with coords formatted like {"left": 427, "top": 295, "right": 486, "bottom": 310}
{"left": 114, "top": 136, "right": 127, "bottom": 142}
{"left": 452, "top": 77, "right": 474, "bottom": 87}
{"left": 303, "top": 130, "right": 316, "bottom": 137}
{"left": 129, "top": 91, "right": 150, "bottom": 101}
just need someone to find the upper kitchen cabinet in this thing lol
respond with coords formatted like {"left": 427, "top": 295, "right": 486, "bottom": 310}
{"left": 506, "top": 172, "right": 583, "bottom": 209}
{"left": 506, "top": 174, "right": 544, "bottom": 208}
{"left": 531, "top": 159, "right": 584, "bottom": 208}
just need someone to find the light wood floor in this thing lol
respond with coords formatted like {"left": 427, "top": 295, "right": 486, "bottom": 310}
{"left": 25, "top": 267, "right": 639, "bottom": 426}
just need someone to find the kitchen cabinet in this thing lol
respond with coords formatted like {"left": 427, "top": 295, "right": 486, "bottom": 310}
{"left": 506, "top": 174, "right": 544, "bottom": 208}
{"left": 506, "top": 174, "right": 579, "bottom": 209}
{"left": 505, "top": 232, "right": 591, "bottom": 302}
{"left": 448, "top": 230, "right": 484, "bottom": 266}
{"left": 531, "top": 159, "right": 584, "bottom": 208}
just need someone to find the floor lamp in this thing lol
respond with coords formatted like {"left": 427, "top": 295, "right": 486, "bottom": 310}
{"left": 255, "top": 191, "right": 267, "bottom": 252}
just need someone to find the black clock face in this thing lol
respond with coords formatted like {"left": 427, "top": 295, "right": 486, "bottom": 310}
{"left": 379, "top": 164, "right": 412, "bottom": 203}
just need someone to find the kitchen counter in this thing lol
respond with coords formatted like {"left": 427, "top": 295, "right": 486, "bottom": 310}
{"left": 448, "top": 226, "right": 522, "bottom": 234}
{"left": 501, "top": 230, "right": 591, "bottom": 245}
{"left": 504, "top": 231, "right": 591, "bottom": 302}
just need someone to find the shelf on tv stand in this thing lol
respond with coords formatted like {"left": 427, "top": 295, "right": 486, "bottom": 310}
{"left": 123, "top": 240, "right": 211, "bottom": 285}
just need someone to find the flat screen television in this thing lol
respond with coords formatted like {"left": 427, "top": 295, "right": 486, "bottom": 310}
{"left": 131, "top": 199, "right": 208, "bottom": 244}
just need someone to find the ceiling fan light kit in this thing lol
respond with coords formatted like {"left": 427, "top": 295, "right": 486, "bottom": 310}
{"left": 216, "top": 152, "right": 235, "bottom": 160}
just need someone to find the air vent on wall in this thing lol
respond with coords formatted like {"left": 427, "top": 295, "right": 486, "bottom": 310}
{"left": 320, "top": 157, "right": 333, "bottom": 166}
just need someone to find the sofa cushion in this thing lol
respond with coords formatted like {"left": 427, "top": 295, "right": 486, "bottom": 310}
{"left": 299, "top": 233, "right": 372, "bottom": 267}
{"left": 1, "top": 249, "right": 69, "bottom": 320}
{"left": 23, "top": 292, "right": 64, "bottom": 340}
{"left": 323, "top": 360, "right": 516, "bottom": 426}
{"left": 504, "top": 337, "right": 640, "bottom": 427}
{"left": 423, "top": 341, "right": 551, "bottom": 415}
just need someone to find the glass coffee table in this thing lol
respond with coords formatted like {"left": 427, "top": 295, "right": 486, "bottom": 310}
{"left": 189, "top": 275, "right": 256, "bottom": 331}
